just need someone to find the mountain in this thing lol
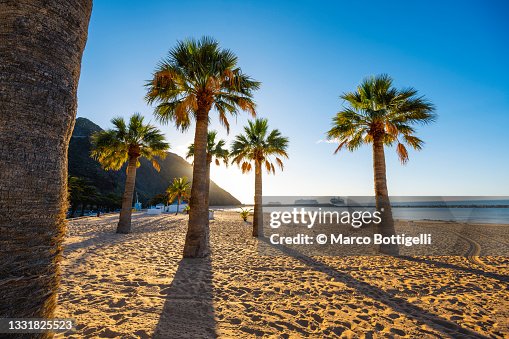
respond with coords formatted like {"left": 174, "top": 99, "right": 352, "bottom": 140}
{"left": 68, "top": 117, "right": 241, "bottom": 206}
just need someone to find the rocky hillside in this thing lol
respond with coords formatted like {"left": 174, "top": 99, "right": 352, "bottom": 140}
{"left": 68, "top": 117, "right": 241, "bottom": 206}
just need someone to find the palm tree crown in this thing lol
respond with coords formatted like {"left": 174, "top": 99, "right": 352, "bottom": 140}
{"left": 167, "top": 177, "right": 191, "bottom": 204}
{"left": 230, "top": 118, "right": 289, "bottom": 174}
{"left": 145, "top": 36, "right": 260, "bottom": 132}
{"left": 186, "top": 130, "right": 229, "bottom": 166}
{"left": 326, "top": 74, "right": 436, "bottom": 163}
{"left": 91, "top": 113, "right": 169, "bottom": 171}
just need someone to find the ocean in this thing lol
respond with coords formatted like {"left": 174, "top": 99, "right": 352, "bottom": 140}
{"left": 217, "top": 199, "right": 509, "bottom": 224}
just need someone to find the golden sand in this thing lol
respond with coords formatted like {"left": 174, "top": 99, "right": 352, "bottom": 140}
{"left": 56, "top": 212, "right": 509, "bottom": 338}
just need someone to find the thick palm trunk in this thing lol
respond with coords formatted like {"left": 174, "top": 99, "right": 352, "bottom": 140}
{"left": 372, "top": 137, "right": 399, "bottom": 255}
{"left": 184, "top": 110, "right": 210, "bottom": 257}
{"left": 117, "top": 156, "right": 138, "bottom": 233}
{"left": 0, "top": 0, "right": 92, "bottom": 323}
{"left": 253, "top": 162, "right": 263, "bottom": 237}
{"left": 206, "top": 158, "right": 212, "bottom": 206}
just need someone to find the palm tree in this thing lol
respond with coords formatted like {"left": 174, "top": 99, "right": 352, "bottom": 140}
{"left": 0, "top": 1, "right": 92, "bottom": 322}
{"left": 186, "top": 130, "right": 229, "bottom": 206}
{"left": 68, "top": 176, "right": 87, "bottom": 217}
{"left": 91, "top": 114, "right": 170, "bottom": 233}
{"left": 326, "top": 74, "right": 435, "bottom": 254}
{"left": 146, "top": 36, "right": 260, "bottom": 257}
{"left": 231, "top": 118, "right": 289, "bottom": 237}
{"left": 167, "top": 177, "right": 191, "bottom": 215}
{"left": 68, "top": 176, "right": 98, "bottom": 217}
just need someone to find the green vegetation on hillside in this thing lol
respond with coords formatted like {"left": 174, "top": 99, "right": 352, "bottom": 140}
{"left": 68, "top": 117, "right": 241, "bottom": 207}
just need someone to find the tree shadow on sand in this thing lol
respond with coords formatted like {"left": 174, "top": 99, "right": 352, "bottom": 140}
{"left": 65, "top": 217, "right": 179, "bottom": 258}
{"left": 263, "top": 239, "right": 490, "bottom": 339}
{"left": 398, "top": 256, "right": 509, "bottom": 284}
{"left": 153, "top": 256, "right": 217, "bottom": 338}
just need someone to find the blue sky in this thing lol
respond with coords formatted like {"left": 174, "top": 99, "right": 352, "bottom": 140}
{"left": 77, "top": 0, "right": 509, "bottom": 203}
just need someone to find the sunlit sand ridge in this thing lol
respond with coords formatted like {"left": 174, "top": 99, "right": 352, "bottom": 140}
{"left": 56, "top": 212, "right": 508, "bottom": 338}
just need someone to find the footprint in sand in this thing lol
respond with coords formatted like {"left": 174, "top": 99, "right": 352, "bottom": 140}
{"left": 310, "top": 313, "right": 324, "bottom": 323}
{"left": 282, "top": 309, "right": 298, "bottom": 316}
{"left": 108, "top": 314, "right": 122, "bottom": 322}
{"left": 229, "top": 318, "right": 242, "bottom": 325}
{"left": 108, "top": 298, "right": 127, "bottom": 308}
{"left": 390, "top": 328, "right": 406, "bottom": 336}
{"left": 133, "top": 330, "right": 150, "bottom": 338}
{"left": 97, "top": 328, "right": 123, "bottom": 338}
{"left": 240, "top": 326, "right": 266, "bottom": 336}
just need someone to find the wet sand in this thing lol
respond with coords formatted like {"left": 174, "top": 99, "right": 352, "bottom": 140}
{"left": 56, "top": 212, "right": 509, "bottom": 338}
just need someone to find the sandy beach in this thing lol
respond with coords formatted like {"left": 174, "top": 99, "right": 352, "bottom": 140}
{"left": 56, "top": 212, "right": 509, "bottom": 338}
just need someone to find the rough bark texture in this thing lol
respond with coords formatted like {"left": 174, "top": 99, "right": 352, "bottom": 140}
{"left": 0, "top": 0, "right": 92, "bottom": 327}
{"left": 253, "top": 162, "right": 263, "bottom": 237}
{"left": 205, "top": 155, "right": 212, "bottom": 208}
{"left": 117, "top": 156, "right": 138, "bottom": 234}
{"left": 372, "top": 137, "right": 399, "bottom": 255}
{"left": 175, "top": 197, "right": 181, "bottom": 216}
{"left": 183, "top": 109, "right": 210, "bottom": 258}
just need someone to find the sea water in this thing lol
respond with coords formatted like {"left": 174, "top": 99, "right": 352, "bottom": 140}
{"left": 217, "top": 199, "right": 509, "bottom": 224}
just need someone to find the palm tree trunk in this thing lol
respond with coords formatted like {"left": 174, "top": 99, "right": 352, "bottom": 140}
{"left": 71, "top": 204, "right": 78, "bottom": 218}
{"left": 184, "top": 109, "right": 210, "bottom": 258}
{"left": 176, "top": 197, "right": 180, "bottom": 216}
{"left": 253, "top": 162, "right": 263, "bottom": 237}
{"left": 206, "top": 158, "right": 212, "bottom": 206}
{"left": 372, "top": 137, "right": 399, "bottom": 255}
{"left": 117, "top": 156, "right": 138, "bottom": 234}
{"left": 0, "top": 0, "right": 92, "bottom": 323}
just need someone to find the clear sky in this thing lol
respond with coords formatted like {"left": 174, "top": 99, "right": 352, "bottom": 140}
{"left": 77, "top": 0, "right": 509, "bottom": 204}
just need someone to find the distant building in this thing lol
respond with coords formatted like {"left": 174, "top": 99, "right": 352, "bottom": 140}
{"left": 330, "top": 197, "right": 345, "bottom": 206}
{"left": 166, "top": 203, "right": 188, "bottom": 213}
{"left": 134, "top": 192, "right": 142, "bottom": 211}
{"left": 294, "top": 199, "right": 319, "bottom": 205}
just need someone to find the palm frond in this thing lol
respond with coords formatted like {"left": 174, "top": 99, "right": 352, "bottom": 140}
{"left": 327, "top": 74, "right": 435, "bottom": 164}
{"left": 90, "top": 114, "right": 169, "bottom": 172}
{"left": 166, "top": 176, "right": 191, "bottom": 204}
{"left": 231, "top": 118, "right": 289, "bottom": 175}
{"left": 397, "top": 143, "right": 409, "bottom": 164}
{"left": 146, "top": 36, "right": 260, "bottom": 133}
{"left": 186, "top": 130, "right": 230, "bottom": 166}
